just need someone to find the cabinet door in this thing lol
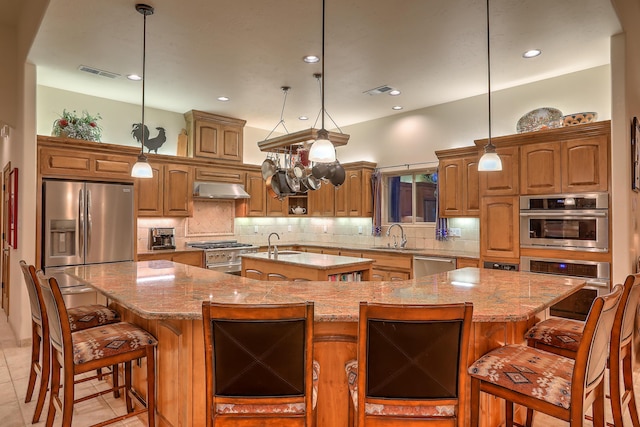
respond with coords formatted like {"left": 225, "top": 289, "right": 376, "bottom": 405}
{"left": 439, "top": 159, "right": 463, "bottom": 216}
{"left": 308, "top": 183, "right": 335, "bottom": 216}
{"left": 520, "top": 142, "right": 562, "bottom": 195}
{"left": 266, "top": 195, "right": 287, "bottom": 216}
{"left": 463, "top": 156, "right": 480, "bottom": 215}
{"left": 361, "top": 169, "right": 373, "bottom": 218}
{"left": 479, "top": 146, "right": 519, "bottom": 196}
{"left": 561, "top": 135, "right": 609, "bottom": 193}
{"left": 219, "top": 125, "right": 243, "bottom": 162}
{"left": 480, "top": 196, "right": 519, "bottom": 260}
{"left": 335, "top": 177, "right": 349, "bottom": 217}
{"left": 163, "top": 165, "right": 193, "bottom": 217}
{"left": 172, "top": 251, "right": 203, "bottom": 267}
{"left": 243, "top": 172, "right": 266, "bottom": 217}
{"left": 347, "top": 169, "right": 363, "bottom": 216}
{"left": 194, "top": 121, "right": 220, "bottom": 159}
{"left": 137, "top": 163, "right": 164, "bottom": 217}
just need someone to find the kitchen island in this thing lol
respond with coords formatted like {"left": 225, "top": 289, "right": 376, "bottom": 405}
{"left": 64, "top": 261, "right": 585, "bottom": 427}
{"left": 241, "top": 251, "right": 374, "bottom": 281}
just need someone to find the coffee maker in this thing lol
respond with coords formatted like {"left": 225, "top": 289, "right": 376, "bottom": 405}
{"left": 149, "top": 227, "right": 176, "bottom": 250}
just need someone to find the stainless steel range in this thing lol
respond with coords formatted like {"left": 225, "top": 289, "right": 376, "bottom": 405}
{"left": 186, "top": 240, "right": 258, "bottom": 275}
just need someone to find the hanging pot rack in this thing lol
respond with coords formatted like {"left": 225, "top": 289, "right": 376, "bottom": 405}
{"left": 258, "top": 128, "right": 349, "bottom": 153}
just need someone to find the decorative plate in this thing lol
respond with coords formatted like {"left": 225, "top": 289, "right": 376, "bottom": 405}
{"left": 516, "top": 107, "right": 563, "bottom": 133}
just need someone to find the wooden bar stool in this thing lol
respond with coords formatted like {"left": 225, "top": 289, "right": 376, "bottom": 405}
{"left": 344, "top": 301, "right": 473, "bottom": 426}
{"left": 526, "top": 274, "right": 640, "bottom": 426}
{"left": 19, "top": 261, "right": 121, "bottom": 423}
{"left": 468, "top": 284, "right": 623, "bottom": 427}
{"left": 202, "top": 301, "right": 318, "bottom": 427}
{"left": 37, "top": 271, "right": 157, "bottom": 427}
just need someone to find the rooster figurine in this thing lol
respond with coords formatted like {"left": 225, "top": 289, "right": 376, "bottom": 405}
{"left": 131, "top": 123, "right": 167, "bottom": 154}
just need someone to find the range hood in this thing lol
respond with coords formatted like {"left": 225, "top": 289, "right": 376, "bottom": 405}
{"left": 193, "top": 182, "right": 250, "bottom": 199}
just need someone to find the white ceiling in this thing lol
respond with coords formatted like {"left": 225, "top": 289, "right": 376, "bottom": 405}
{"left": 24, "top": 0, "right": 621, "bottom": 132}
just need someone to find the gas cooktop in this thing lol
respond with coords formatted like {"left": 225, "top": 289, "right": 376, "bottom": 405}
{"left": 186, "top": 241, "right": 256, "bottom": 250}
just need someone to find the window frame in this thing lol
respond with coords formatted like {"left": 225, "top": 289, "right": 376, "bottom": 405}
{"left": 382, "top": 167, "right": 438, "bottom": 225}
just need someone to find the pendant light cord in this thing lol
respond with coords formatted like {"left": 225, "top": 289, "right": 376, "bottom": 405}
{"left": 486, "top": 0, "right": 493, "bottom": 147}
{"left": 141, "top": 9, "right": 147, "bottom": 151}
{"left": 321, "top": 0, "right": 325, "bottom": 130}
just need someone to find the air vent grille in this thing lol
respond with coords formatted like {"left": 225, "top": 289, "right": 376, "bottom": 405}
{"left": 78, "top": 65, "right": 120, "bottom": 79}
{"left": 363, "top": 85, "right": 394, "bottom": 95}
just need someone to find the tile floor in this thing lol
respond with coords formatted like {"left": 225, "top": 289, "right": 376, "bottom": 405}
{"left": 0, "top": 313, "right": 145, "bottom": 427}
{"left": 1, "top": 309, "right": 639, "bottom": 427}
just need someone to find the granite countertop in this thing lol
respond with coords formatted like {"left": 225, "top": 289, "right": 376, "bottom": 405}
{"left": 137, "top": 242, "right": 479, "bottom": 260}
{"left": 64, "top": 261, "right": 584, "bottom": 323}
{"left": 241, "top": 252, "right": 374, "bottom": 269}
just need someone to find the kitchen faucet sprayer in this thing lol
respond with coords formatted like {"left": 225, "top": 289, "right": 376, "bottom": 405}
{"left": 386, "top": 223, "right": 407, "bottom": 249}
{"left": 268, "top": 232, "right": 280, "bottom": 258}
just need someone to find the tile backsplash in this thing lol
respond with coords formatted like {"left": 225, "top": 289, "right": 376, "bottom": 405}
{"left": 138, "top": 201, "right": 479, "bottom": 255}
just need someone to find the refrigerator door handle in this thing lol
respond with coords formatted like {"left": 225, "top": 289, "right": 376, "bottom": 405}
{"left": 87, "top": 189, "right": 92, "bottom": 254}
{"left": 78, "top": 188, "right": 84, "bottom": 257}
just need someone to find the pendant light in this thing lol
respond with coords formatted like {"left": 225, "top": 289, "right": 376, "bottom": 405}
{"left": 131, "top": 4, "right": 154, "bottom": 179}
{"left": 308, "top": 0, "right": 336, "bottom": 163}
{"left": 477, "top": 0, "right": 502, "bottom": 172}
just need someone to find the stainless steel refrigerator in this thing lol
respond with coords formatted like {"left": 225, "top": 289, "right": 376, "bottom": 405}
{"left": 42, "top": 180, "right": 134, "bottom": 305}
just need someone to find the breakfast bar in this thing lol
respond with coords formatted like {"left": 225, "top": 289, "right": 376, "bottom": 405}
{"left": 64, "top": 261, "right": 586, "bottom": 427}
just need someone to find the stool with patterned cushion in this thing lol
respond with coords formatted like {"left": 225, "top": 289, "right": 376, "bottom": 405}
{"left": 19, "top": 261, "right": 121, "bottom": 424}
{"left": 524, "top": 274, "right": 640, "bottom": 427}
{"left": 345, "top": 301, "right": 473, "bottom": 427}
{"left": 468, "top": 285, "right": 623, "bottom": 427}
{"left": 37, "top": 271, "right": 157, "bottom": 427}
{"left": 202, "top": 301, "right": 318, "bottom": 426}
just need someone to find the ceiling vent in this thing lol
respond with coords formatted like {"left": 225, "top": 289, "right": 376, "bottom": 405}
{"left": 363, "top": 85, "right": 394, "bottom": 95}
{"left": 78, "top": 65, "right": 120, "bottom": 79}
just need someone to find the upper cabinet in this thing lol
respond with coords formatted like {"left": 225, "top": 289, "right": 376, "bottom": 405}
{"left": 137, "top": 163, "right": 193, "bottom": 217}
{"left": 435, "top": 146, "right": 479, "bottom": 217}
{"left": 520, "top": 142, "right": 561, "bottom": 195}
{"left": 184, "top": 110, "right": 246, "bottom": 163}
{"left": 478, "top": 145, "right": 519, "bottom": 196}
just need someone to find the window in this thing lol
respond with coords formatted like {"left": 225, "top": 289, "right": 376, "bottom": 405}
{"left": 385, "top": 169, "right": 438, "bottom": 224}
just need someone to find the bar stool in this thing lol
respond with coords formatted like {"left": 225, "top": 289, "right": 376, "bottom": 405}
{"left": 345, "top": 301, "right": 473, "bottom": 426}
{"left": 468, "top": 284, "right": 623, "bottom": 427}
{"left": 202, "top": 301, "right": 319, "bottom": 426}
{"left": 19, "top": 261, "right": 121, "bottom": 423}
{"left": 525, "top": 274, "right": 640, "bottom": 426}
{"left": 37, "top": 271, "right": 157, "bottom": 427}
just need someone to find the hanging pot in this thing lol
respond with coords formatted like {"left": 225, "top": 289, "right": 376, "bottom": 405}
{"left": 330, "top": 161, "right": 346, "bottom": 187}
{"left": 305, "top": 171, "right": 322, "bottom": 190}
{"left": 266, "top": 173, "right": 279, "bottom": 199}
{"left": 285, "top": 169, "right": 301, "bottom": 193}
{"left": 261, "top": 156, "right": 277, "bottom": 180}
{"left": 312, "top": 163, "right": 329, "bottom": 179}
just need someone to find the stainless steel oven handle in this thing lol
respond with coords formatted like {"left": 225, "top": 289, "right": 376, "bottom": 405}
{"left": 585, "top": 280, "right": 609, "bottom": 287}
{"left": 519, "top": 211, "right": 607, "bottom": 217}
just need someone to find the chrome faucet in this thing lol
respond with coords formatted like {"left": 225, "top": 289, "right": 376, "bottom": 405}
{"left": 267, "top": 232, "right": 280, "bottom": 258}
{"left": 386, "top": 223, "right": 407, "bottom": 249}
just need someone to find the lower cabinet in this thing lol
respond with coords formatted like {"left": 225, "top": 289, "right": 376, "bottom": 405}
{"left": 137, "top": 251, "right": 204, "bottom": 268}
{"left": 371, "top": 269, "right": 411, "bottom": 281}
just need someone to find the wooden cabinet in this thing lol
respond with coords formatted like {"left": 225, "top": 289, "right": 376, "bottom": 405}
{"left": 456, "top": 257, "right": 479, "bottom": 269}
{"left": 138, "top": 250, "right": 204, "bottom": 267}
{"left": 520, "top": 142, "right": 561, "bottom": 195}
{"left": 561, "top": 135, "right": 609, "bottom": 193}
{"left": 480, "top": 196, "right": 519, "bottom": 261}
{"left": 361, "top": 250, "right": 413, "bottom": 281}
{"left": 237, "top": 171, "right": 267, "bottom": 217}
{"left": 436, "top": 147, "right": 479, "bottom": 217}
{"left": 479, "top": 145, "right": 519, "bottom": 196}
{"left": 520, "top": 135, "right": 609, "bottom": 194}
{"left": 40, "top": 146, "right": 134, "bottom": 181}
{"left": 138, "top": 163, "right": 193, "bottom": 217}
{"left": 266, "top": 195, "right": 287, "bottom": 216}
{"left": 184, "top": 110, "right": 246, "bottom": 163}
{"left": 194, "top": 166, "right": 243, "bottom": 183}
{"left": 308, "top": 182, "right": 335, "bottom": 216}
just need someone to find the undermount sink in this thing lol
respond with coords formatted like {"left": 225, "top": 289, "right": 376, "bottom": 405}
{"left": 274, "top": 250, "right": 301, "bottom": 255}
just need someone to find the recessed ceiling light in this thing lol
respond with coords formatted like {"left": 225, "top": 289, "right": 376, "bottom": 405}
{"left": 217, "top": 96, "right": 230, "bottom": 102}
{"left": 392, "top": 106, "right": 403, "bottom": 110}
{"left": 303, "top": 55, "right": 320, "bottom": 63}
{"left": 522, "top": 49, "right": 542, "bottom": 58}
{"left": 298, "top": 116, "right": 309, "bottom": 121}
{"left": 127, "top": 74, "right": 142, "bottom": 81}
{"left": 388, "top": 90, "right": 401, "bottom": 96}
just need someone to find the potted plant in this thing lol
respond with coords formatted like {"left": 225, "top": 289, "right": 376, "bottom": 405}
{"left": 52, "top": 109, "right": 103, "bottom": 142}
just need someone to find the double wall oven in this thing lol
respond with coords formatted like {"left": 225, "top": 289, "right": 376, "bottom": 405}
{"left": 519, "top": 193, "right": 610, "bottom": 321}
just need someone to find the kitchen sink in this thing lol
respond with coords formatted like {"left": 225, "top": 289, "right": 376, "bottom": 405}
{"left": 274, "top": 251, "right": 301, "bottom": 255}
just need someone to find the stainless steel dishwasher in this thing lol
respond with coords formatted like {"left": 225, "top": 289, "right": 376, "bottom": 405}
{"left": 413, "top": 256, "right": 457, "bottom": 278}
